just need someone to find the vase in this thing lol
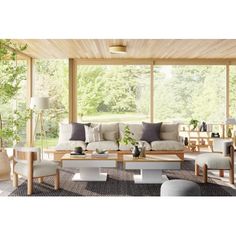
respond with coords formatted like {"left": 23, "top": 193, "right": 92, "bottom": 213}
{"left": 0, "top": 150, "right": 11, "bottom": 181}
{"left": 132, "top": 145, "right": 140, "bottom": 158}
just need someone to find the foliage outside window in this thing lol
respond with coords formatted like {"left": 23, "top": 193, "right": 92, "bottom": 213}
{"left": 0, "top": 39, "right": 29, "bottom": 147}
{"left": 77, "top": 65, "right": 150, "bottom": 123}
{"left": 154, "top": 65, "right": 226, "bottom": 124}
{"left": 229, "top": 66, "right": 236, "bottom": 118}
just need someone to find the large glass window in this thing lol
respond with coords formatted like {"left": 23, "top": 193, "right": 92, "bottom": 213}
{"left": 77, "top": 65, "right": 150, "bottom": 123}
{"left": 154, "top": 65, "right": 226, "bottom": 123}
{"left": 33, "top": 59, "right": 69, "bottom": 146}
{"left": 229, "top": 66, "right": 236, "bottom": 118}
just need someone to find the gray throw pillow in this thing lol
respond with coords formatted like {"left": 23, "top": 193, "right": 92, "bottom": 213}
{"left": 103, "top": 131, "right": 118, "bottom": 141}
{"left": 141, "top": 122, "right": 162, "bottom": 143}
{"left": 69, "top": 123, "right": 91, "bottom": 141}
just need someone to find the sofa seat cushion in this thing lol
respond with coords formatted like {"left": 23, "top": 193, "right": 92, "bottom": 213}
{"left": 119, "top": 141, "right": 151, "bottom": 151}
{"left": 15, "top": 160, "right": 59, "bottom": 178}
{"left": 55, "top": 141, "right": 86, "bottom": 151}
{"left": 196, "top": 153, "right": 231, "bottom": 169}
{"left": 151, "top": 141, "right": 184, "bottom": 151}
{"left": 86, "top": 141, "right": 119, "bottom": 151}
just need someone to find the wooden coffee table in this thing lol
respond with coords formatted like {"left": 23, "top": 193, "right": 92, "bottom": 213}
{"left": 123, "top": 154, "right": 183, "bottom": 184}
{"left": 61, "top": 153, "right": 117, "bottom": 182}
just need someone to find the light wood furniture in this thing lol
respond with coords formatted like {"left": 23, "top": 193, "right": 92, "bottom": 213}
{"left": 44, "top": 149, "right": 184, "bottom": 162}
{"left": 13, "top": 147, "right": 60, "bottom": 195}
{"left": 195, "top": 144, "right": 234, "bottom": 184}
{"left": 123, "top": 154, "right": 183, "bottom": 184}
{"left": 179, "top": 124, "right": 226, "bottom": 152}
{"left": 61, "top": 153, "right": 117, "bottom": 181}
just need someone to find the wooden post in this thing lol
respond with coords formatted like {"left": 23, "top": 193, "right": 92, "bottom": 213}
{"left": 27, "top": 152, "right": 34, "bottom": 195}
{"left": 26, "top": 58, "right": 33, "bottom": 146}
{"left": 195, "top": 164, "right": 199, "bottom": 176}
{"left": 69, "top": 59, "right": 77, "bottom": 123}
{"left": 150, "top": 62, "right": 154, "bottom": 123}
{"left": 203, "top": 164, "right": 208, "bottom": 183}
{"left": 226, "top": 64, "right": 230, "bottom": 119}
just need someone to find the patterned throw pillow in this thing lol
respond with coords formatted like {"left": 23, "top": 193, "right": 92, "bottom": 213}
{"left": 85, "top": 125, "right": 103, "bottom": 143}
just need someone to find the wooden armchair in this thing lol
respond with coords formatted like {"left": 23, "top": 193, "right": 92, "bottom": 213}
{"left": 13, "top": 147, "right": 60, "bottom": 195}
{"left": 195, "top": 143, "right": 234, "bottom": 184}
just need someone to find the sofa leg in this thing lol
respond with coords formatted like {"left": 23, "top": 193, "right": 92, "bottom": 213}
{"left": 13, "top": 173, "right": 18, "bottom": 188}
{"left": 203, "top": 164, "right": 208, "bottom": 183}
{"left": 38, "top": 177, "right": 44, "bottom": 183}
{"left": 54, "top": 170, "right": 60, "bottom": 190}
{"left": 27, "top": 178, "right": 33, "bottom": 195}
{"left": 195, "top": 164, "right": 199, "bottom": 176}
{"left": 219, "top": 170, "right": 224, "bottom": 177}
{"left": 229, "top": 169, "right": 234, "bottom": 184}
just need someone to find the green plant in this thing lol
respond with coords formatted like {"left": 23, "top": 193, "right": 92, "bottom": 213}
{"left": 189, "top": 119, "right": 199, "bottom": 130}
{"left": 0, "top": 39, "right": 29, "bottom": 147}
{"left": 121, "top": 125, "right": 137, "bottom": 146}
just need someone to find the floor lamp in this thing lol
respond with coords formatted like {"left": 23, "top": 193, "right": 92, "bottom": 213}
{"left": 30, "top": 97, "right": 49, "bottom": 159}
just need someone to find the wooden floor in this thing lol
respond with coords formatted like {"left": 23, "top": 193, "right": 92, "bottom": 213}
{"left": 1, "top": 150, "right": 236, "bottom": 196}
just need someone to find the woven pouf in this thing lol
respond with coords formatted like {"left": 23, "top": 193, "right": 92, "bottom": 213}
{"left": 160, "top": 179, "right": 201, "bottom": 196}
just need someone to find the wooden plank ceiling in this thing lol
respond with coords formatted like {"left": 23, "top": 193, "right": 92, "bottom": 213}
{"left": 12, "top": 39, "right": 236, "bottom": 59}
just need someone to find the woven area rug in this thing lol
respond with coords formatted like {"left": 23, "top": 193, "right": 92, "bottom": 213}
{"left": 9, "top": 161, "right": 235, "bottom": 196}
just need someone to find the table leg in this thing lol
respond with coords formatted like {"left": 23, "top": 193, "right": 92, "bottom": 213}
{"left": 72, "top": 168, "right": 107, "bottom": 181}
{"left": 133, "top": 169, "right": 168, "bottom": 184}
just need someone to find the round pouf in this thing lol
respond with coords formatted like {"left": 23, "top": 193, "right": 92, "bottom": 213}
{"left": 160, "top": 179, "right": 201, "bottom": 196}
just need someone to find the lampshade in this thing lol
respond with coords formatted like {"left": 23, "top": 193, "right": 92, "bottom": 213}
{"left": 30, "top": 97, "right": 49, "bottom": 110}
{"left": 225, "top": 118, "right": 236, "bottom": 125}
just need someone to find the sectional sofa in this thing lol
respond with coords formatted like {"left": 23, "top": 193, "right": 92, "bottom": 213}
{"left": 53, "top": 123, "right": 184, "bottom": 160}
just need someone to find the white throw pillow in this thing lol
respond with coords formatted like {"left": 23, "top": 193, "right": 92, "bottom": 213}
{"left": 85, "top": 125, "right": 103, "bottom": 143}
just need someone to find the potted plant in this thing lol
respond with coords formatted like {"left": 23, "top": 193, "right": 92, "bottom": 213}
{"left": 189, "top": 119, "right": 199, "bottom": 131}
{"left": 121, "top": 125, "right": 140, "bottom": 158}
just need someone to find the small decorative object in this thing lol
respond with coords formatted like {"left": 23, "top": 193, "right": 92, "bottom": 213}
{"left": 91, "top": 149, "right": 109, "bottom": 158}
{"left": 184, "top": 137, "right": 188, "bottom": 146}
{"left": 71, "top": 146, "right": 85, "bottom": 156}
{"left": 227, "top": 128, "right": 232, "bottom": 138}
{"left": 74, "top": 146, "right": 83, "bottom": 154}
{"left": 132, "top": 145, "right": 141, "bottom": 158}
{"left": 199, "top": 121, "right": 207, "bottom": 132}
{"left": 211, "top": 132, "right": 220, "bottom": 138}
{"left": 189, "top": 119, "right": 199, "bottom": 131}
{"left": 139, "top": 141, "right": 146, "bottom": 158}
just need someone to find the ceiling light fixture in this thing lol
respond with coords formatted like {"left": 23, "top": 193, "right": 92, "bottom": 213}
{"left": 109, "top": 45, "right": 127, "bottom": 54}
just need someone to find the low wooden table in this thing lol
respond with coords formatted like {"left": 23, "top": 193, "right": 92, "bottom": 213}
{"left": 61, "top": 153, "right": 117, "bottom": 182}
{"left": 123, "top": 154, "right": 183, "bottom": 184}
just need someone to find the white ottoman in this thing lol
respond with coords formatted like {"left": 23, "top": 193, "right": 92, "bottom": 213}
{"left": 160, "top": 179, "right": 201, "bottom": 196}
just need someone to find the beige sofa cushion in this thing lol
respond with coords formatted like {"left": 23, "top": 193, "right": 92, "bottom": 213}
{"left": 119, "top": 123, "right": 143, "bottom": 141}
{"left": 58, "top": 123, "right": 72, "bottom": 143}
{"left": 119, "top": 141, "right": 151, "bottom": 151}
{"left": 92, "top": 123, "right": 119, "bottom": 141}
{"left": 151, "top": 140, "right": 184, "bottom": 151}
{"left": 55, "top": 141, "right": 86, "bottom": 150}
{"left": 160, "top": 123, "right": 179, "bottom": 141}
{"left": 196, "top": 153, "right": 231, "bottom": 169}
{"left": 86, "top": 141, "right": 119, "bottom": 150}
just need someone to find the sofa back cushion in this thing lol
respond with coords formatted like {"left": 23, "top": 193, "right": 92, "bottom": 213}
{"left": 91, "top": 123, "right": 119, "bottom": 141}
{"left": 70, "top": 122, "right": 91, "bottom": 141}
{"left": 160, "top": 123, "right": 179, "bottom": 141}
{"left": 119, "top": 123, "right": 143, "bottom": 141}
{"left": 58, "top": 123, "right": 72, "bottom": 143}
{"left": 141, "top": 122, "right": 162, "bottom": 143}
